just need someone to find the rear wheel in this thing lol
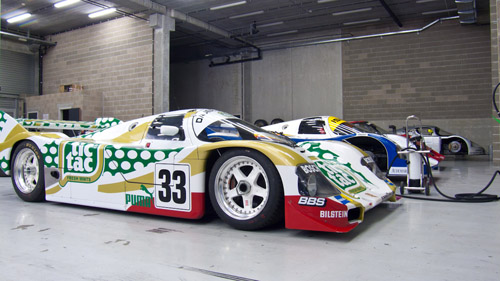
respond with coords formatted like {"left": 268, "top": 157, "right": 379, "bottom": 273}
{"left": 11, "top": 141, "right": 45, "bottom": 202}
{"left": 209, "top": 149, "right": 283, "bottom": 230}
{"left": 445, "top": 139, "right": 467, "bottom": 155}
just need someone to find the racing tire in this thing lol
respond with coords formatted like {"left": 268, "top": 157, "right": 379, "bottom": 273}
{"left": 446, "top": 139, "right": 467, "bottom": 155}
{"left": 270, "top": 118, "right": 284, "bottom": 125}
{"left": 253, "top": 119, "right": 268, "bottom": 127}
{"left": 11, "top": 141, "right": 45, "bottom": 202}
{"left": 209, "top": 149, "right": 284, "bottom": 230}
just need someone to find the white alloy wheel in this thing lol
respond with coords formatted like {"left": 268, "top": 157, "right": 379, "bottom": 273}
{"left": 214, "top": 155, "right": 270, "bottom": 220}
{"left": 11, "top": 141, "right": 45, "bottom": 202}
{"left": 13, "top": 148, "right": 40, "bottom": 194}
{"left": 209, "top": 149, "right": 283, "bottom": 230}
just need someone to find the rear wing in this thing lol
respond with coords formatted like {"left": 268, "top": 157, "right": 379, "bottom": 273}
{"left": 16, "top": 117, "right": 122, "bottom": 131}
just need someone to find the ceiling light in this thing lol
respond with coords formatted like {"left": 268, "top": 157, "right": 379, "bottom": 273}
{"left": 318, "top": 0, "right": 337, "bottom": 3}
{"left": 54, "top": 0, "right": 80, "bottom": 8}
{"left": 6, "top": 13, "right": 32, "bottom": 23}
{"left": 267, "top": 30, "right": 298, "bottom": 37}
{"left": 343, "top": 18, "right": 380, "bottom": 26}
{"left": 229, "top": 10, "right": 264, "bottom": 19}
{"left": 210, "top": 1, "right": 247, "bottom": 11}
{"left": 333, "top": 7, "right": 372, "bottom": 16}
{"left": 416, "top": 0, "right": 438, "bottom": 3}
{"left": 421, "top": 8, "right": 457, "bottom": 15}
{"left": 88, "top": 8, "right": 117, "bottom": 18}
{"left": 258, "top": 21, "right": 284, "bottom": 28}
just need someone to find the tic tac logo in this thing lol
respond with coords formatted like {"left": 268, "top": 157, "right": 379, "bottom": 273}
{"left": 63, "top": 142, "right": 98, "bottom": 173}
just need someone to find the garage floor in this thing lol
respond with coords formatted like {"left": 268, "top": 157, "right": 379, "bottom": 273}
{"left": 0, "top": 157, "right": 499, "bottom": 281}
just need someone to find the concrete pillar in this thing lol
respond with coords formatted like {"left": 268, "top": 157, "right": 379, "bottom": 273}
{"left": 149, "top": 13, "right": 175, "bottom": 114}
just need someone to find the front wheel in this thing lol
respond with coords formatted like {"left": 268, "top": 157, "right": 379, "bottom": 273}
{"left": 209, "top": 149, "right": 283, "bottom": 230}
{"left": 11, "top": 141, "right": 45, "bottom": 202}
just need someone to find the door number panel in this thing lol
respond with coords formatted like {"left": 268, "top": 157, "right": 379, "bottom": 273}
{"left": 154, "top": 164, "right": 191, "bottom": 211}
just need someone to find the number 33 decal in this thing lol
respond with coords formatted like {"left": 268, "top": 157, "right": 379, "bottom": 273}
{"left": 154, "top": 164, "right": 191, "bottom": 211}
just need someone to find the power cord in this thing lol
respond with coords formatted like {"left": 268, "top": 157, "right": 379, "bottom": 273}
{"left": 387, "top": 147, "right": 499, "bottom": 203}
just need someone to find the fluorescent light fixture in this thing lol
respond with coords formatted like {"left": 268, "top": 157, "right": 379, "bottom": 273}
{"left": 343, "top": 18, "right": 380, "bottom": 26}
{"left": 54, "top": 0, "right": 80, "bottom": 8}
{"left": 421, "top": 8, "right": 457, "bottom": 15}
{"left": 267, "top": 30, "right": 298, "bottom": 37}
{"left": 258, "top": 21, "right": 284, "bottom": 28}
{"left": 88, "top": 8, "right": 117, "bottom": 18}
{"left": 416, "top": 0, "right": 438, "bottom": 3}
{"left": 318, "top": 0, "right": 337, "bottom": 3}
{"left": 229, "top": 10, "right": 264, "bottom": 19}
{"left": 210, "top": 1, "right": 247, "bottom": 11}
{"left": 7, "top": 13, "right": 32, "bottom": 23}
{"left": 333, "top": 7, "right": 372, "bottom": 16}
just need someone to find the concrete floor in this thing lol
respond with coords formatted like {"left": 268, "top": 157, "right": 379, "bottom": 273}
{"left": 0, "top": 157, "right": 499, "bottom": 281}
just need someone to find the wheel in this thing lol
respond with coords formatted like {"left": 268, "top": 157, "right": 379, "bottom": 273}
{"left": 11, "top": 141, "right": 45, "bottom": 202}
{"left": 446, "top": 139, "right": 467, "bottom": 155}
{"left": 253, "top": 119, "right": 268, "bottom": 127}
{"left": 270, "top": 118, "right": 284, "bottom": 125}
{"left": 209, "top": 149, "right": 283, "bottom": 230}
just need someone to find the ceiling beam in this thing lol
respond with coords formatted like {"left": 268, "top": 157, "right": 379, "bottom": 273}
{"left": 109, "top": 0, "right": 231, "bottom": 39}
{"left": 379, "top": 0, "right": 403, "bottom": 27}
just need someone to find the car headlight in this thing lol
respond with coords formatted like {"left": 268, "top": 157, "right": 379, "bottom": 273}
{"left": 361, "top": 156, "right": 386, "bottom": 180}
{"left": 296, "top": 164, "right": 340, "bottom": 197}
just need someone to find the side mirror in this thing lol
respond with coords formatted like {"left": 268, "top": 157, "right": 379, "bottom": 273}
{"left": 159, "top": 125, "right": 179, "bottom": 136}
{"left": 388, "top": 125, "right": 396, "bottom": 134}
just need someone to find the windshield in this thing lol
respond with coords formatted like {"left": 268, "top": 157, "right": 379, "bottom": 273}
{"left": 196, "top": 117, "right": 296, "bottom": 146}
{"left": 353, "top": 122, "right": 389, "bottom": 135}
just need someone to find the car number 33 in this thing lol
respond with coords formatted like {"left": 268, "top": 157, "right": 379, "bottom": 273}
{"left": 154, "top": 164, "right": 191, "bottom": 211}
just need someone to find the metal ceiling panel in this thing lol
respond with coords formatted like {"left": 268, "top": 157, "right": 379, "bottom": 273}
{"left": 1, "top": 0, "right": 490, "bottom": 62}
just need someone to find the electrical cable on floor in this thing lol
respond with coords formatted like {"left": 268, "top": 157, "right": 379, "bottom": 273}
{"left": 388, "top": 147, "right": 500, "bottom": 203}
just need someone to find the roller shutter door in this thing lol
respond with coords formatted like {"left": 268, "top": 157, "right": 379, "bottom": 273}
{"left": 0, "top": 49, "right": 35, "bottom": 95}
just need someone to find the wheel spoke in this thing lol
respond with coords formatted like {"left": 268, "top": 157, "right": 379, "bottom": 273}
{"left": 225, "top": 187, "right": 239, "bottom": 200}
{"left": 231, "top": 167, "right": 246, "bottom": 182}
{"left": 251, "top": 185, "right": 268, "bottom": 198}
{"left": 246, "top": 168, "right": 261, "bottom": 186}
{"left": 241, "top": 193, "right": 254, "bottom": 211}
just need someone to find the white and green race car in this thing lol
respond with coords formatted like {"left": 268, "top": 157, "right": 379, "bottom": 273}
{"left": 0, "top": 109, "right": 395, "bottom": 233}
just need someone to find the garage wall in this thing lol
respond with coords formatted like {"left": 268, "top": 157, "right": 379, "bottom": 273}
{"left": 248, "top": 43, "right": 342, "bottom": 123}
{"left": 342, "top": 19, "right": 492, "bottom": 152}
{"left": 171, "top": 43, "right": 343, "bottom": 124}
{"left": 42, "top": 17, "right": 153, "bottom": 121}
{"left": 170, "top": 62, "right": 242, "bottom": 115}
{"left": 492, "top": 0, "right": 500, "bottom": 163}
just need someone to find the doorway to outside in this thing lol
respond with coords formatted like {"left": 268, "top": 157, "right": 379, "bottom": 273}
{"left": 60, "top": 108, "right": 80, "bottom": 137}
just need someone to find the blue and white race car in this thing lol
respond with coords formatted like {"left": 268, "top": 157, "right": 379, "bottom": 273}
{"left": 265, "top": 116, "right": 416, "bottom": 178}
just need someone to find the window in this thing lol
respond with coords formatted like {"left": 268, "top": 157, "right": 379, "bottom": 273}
{"left": 146, "top": 115, "right": 185, "bottom": 141}
{"left": 298, "top": 119, "right": 326, "bottom": 134}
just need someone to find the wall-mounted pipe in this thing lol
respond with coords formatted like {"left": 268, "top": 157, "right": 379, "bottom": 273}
{"left": 259, "top": 16, "right": 459, "bottom": 51}
{"left": 0, "top": 31, "right": 57, "bottom": 46}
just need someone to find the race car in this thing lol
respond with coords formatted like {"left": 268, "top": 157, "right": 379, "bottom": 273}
{"left": 394, "top": 125, "right": 485, "bottom": 156}
{"left": 0, "top": 109, "right": 395, "bottom": 233}
{"left": 264, "top": 116, "right": 417, "bottom": 178}
{"left": 351, "top": 121, "right": 445, "bottom": 162}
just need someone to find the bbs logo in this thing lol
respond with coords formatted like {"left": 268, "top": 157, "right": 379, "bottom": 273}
{"left": 298, "top": 196, "right": 326, "bottom": 207}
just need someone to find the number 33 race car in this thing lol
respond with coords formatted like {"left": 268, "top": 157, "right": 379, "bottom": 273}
{"left": 0, "top": 109, "right": 395, "bottom": 233}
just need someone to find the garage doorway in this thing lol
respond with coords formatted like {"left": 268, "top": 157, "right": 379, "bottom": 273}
{"left": 60, "top": 108, "right": 80, "bottom": 137}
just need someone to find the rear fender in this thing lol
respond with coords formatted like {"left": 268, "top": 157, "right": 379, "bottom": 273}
{"left": 0, "top": 111, "right": 32, "bottom": 175}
